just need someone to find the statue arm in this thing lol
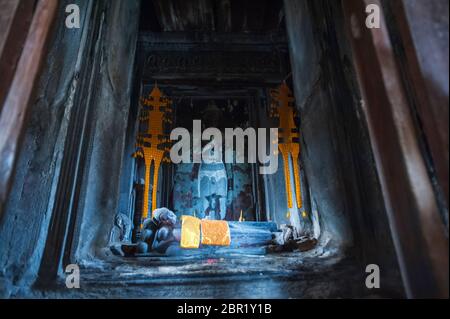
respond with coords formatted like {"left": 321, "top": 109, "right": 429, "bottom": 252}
{"left": 152, "top": 226, "right": 177, "bottom": 252}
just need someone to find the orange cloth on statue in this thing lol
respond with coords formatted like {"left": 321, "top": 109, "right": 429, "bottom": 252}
{"left": 180, "top": 215, "right": 201, "bottom": 249}
{"left": 201, "top": 220, "right": 231, "bottom": 246}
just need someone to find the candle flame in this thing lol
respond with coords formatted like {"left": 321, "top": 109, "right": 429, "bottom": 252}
{"left": 239, "top": 210, "right": 245, "bottom": 222}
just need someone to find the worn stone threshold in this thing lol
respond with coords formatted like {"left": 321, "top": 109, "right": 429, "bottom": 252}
{"left": 21, "top": 250, "right": 403, "bottom": 298}
{"left": 78, "top": 251, "right": 335, "bottom": 285}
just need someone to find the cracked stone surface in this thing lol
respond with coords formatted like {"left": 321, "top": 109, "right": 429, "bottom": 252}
{"left": 22, "top": 249, "right": 403, "bottom": 299}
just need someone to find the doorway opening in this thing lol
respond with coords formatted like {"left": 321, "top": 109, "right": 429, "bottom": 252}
{"left": 2, "top": 0, "right": 427, "bottom": 298}
{"left": 104, "top": 0, "right": 325, "bottom": 262}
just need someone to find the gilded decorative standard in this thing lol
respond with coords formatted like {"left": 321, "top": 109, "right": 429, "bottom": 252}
{"left": 133, "top": 84, "right": 173, "bottom": 224}
{"left": 270, "top": 82, "right": 302, "bottom": 209}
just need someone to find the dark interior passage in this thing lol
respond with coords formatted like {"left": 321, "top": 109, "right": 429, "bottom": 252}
{"left": 0, "top": 0, "right": 448, "bottom": 299}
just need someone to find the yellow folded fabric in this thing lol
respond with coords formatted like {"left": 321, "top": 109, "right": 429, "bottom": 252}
{"left": 201, "top": 220, "right": 231, "bottom": 246}
{"left": 180, "top": 215, "right": 201, "bottom": 249}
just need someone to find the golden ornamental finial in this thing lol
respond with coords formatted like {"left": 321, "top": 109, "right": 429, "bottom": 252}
{"left": 133, "top": 83, "right": 173, "bottom": 226}
{"left": 270, "top": 82, "right": 302, "bottom": 210}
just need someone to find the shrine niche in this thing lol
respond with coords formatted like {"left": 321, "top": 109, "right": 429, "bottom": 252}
{"left": 122, "top": 28, "right": 314, "bottom": 254}
{"left": 169, "top": 96, "right": 256, "bottom": 222}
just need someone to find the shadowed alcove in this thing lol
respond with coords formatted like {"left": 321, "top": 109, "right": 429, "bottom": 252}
{"left": 0, "top": 0, "right": 448, "bottom": 299}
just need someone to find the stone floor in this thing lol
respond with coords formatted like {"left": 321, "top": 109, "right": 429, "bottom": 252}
{"left": 22, "top": 248, "right": 404, "bottom": 298}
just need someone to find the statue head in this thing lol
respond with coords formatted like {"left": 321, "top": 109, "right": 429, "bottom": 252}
{"left": 116, "top": 215, "right": 123, "bottom": 228}
{"left": 202, "top": 100, "right": 222, "bottom": 128}
{"left": 115, "top": 213, "right": 130, "bottom": 229}
{"left": 153, "top": 207, "right": 177, "bottom": 227}
{"left": 113, "top": 213, "right": 131, "bottom": 242}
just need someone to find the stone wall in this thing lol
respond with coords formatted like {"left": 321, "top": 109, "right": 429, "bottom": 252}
{"left": 0, "top": 0, "right": 140, "bottom": 296}
{"left": 284, "top": 0, "right": 403, "bottom": 291}
{"left": 73, "top": 0, "right": 140, "bottom": 263}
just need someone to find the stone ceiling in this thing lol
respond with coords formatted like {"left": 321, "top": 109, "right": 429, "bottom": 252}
{"left": 140, "top": 0, "right": 285, "bottom": 32}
